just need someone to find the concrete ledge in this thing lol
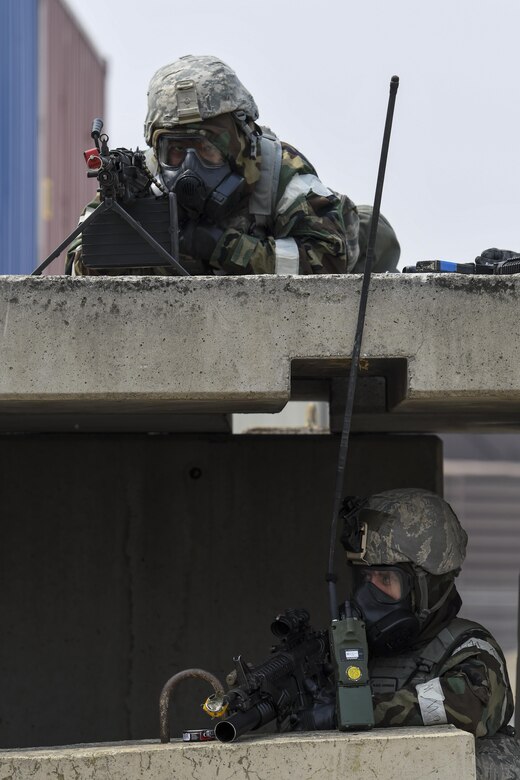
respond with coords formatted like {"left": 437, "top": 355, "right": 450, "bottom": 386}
{"left": 0, "top": 727, "right": 476, "bottom": 779}
{"left": 1, "top": 273, "right": 519, "bottom": 430}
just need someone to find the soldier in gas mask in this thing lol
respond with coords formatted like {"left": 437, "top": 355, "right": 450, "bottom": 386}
{"left": 340, "top": 487, "right": 519, "bottom": 778}
{"left": 67, "top": 55, "right": 400, "bottom": 276}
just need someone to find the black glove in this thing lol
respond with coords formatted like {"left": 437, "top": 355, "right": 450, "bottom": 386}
{"left": 179, "top": 220, "right": 224, "bottom": 263}
{"left": 290, "top": 700, "right": 336, "bottom": 732}
{"left": 289, "top": 682, "right": 337, "bottom": 732}
{"left": 475, "top": 247, "right": 520, "bottom": 270}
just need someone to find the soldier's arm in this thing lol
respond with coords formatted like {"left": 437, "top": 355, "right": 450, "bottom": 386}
{"left": 372, "top": 644, "right": 514, "bottom": 737}
{"left": 209, "top": 193, "right": 348, "bottom": 275}
{"left": 210, "top": 146, "right": 350, "bottom": 275}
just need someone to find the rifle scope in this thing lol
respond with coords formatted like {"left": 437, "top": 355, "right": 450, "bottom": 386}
{"left": 270, "top": 608, "right": 310, "bottom": 638}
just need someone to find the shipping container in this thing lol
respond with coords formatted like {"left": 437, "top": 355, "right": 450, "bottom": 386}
{"left": 0, "top": 0, "right": 38, "bottom": 274}
{"left": 38, "top": 0, "right": 106, "bottom": 273}
{"left": 0, "top": 0, "right": 106, "bottom": 275}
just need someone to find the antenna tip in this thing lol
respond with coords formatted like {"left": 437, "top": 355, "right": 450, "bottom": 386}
{"left": 390, "top": 75, "right": 399, "bottom": 94}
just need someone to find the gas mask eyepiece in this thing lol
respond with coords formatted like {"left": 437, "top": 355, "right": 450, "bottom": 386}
{"left": 351, "top": 565, "right": 421, "bottom": 655}
{"left": 157, "top": 134, "right": 226, "bottom": 169}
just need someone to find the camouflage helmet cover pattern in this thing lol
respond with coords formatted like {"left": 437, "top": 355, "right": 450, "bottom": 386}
{"left": 349, "top": 488, "right": 468, "bottom": 575}
{"left": 144, "top": 55, "right": 259, "bottom": 146}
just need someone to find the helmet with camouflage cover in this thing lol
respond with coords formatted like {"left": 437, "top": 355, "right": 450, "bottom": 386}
{"left": 144, "top": 55, "right": 259, "bottom": 147}
{"left": 342, "top": 489, "right": 467, "bottom": 652}
{"left": 341, "top": 488, "right": 467, "bottom": 575}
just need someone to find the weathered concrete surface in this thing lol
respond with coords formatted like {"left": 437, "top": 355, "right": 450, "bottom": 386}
{"left": 0, "top": 727, "right": 476, "bottom": 780}
{"left": 1, "top": 274, "right": 519, "bottom": 431}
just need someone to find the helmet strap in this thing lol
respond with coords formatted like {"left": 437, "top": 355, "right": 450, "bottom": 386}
{"left": 232, "top": 111, "right": 259, "bottom": 159}
{"left": 414, "top": 567, "right": 455, "bottom": 623}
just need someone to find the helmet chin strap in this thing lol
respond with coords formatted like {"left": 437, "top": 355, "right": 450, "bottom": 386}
{"left": 232, "top": 111, "right": 259, "bottom": 159}
{"left": 414, "top": 567, "right": 455, "bottom": 624}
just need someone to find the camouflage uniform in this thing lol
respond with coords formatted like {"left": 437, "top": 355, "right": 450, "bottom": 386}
{"left": 341, "top": 489, "right": 519, "bottom": 778}
{"left": 67, "top": 55, "right": 400, "bottom": 276}
{"left": 370, "top": 622, "right": 513, "bottom": 737}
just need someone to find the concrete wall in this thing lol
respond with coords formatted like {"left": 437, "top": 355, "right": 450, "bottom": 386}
{"left": 0, "top": 432, "right": 441, "bottom": 748}
{"left": 0, "top": 727, "right": 476, "bottom": 780}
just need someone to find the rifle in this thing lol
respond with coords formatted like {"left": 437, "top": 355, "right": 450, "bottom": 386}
{"left": 201, "top": 609, "right": 333, "bottom": 743}
{"left": 83, "top": 117, "right": 164, "bottom": 203}
{"left": 32, "top": 118, "right": 187, "bottom": 276}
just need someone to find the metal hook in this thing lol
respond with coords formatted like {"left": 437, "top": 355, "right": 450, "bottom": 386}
{"left": 159, "top": 668, "right": 225, "bottom": 743}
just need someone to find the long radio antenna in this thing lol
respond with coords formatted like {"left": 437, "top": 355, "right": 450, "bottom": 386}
{"left": 327, "top": 76, "right": 400, "bottom": 621}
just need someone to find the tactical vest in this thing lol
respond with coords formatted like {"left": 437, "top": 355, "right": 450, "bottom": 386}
{"left": 369, "top": 617, "right": 497, "bottom": 696}
{"left": 370, "top": 617, "right": 517, "bottom": 779}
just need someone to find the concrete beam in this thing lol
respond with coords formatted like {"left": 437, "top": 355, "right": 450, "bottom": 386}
{"left": 0, "top": 727, "right": 476, "bottom": 780}
{"left": 0, "top": 274, "right": 519, "bottom": 431}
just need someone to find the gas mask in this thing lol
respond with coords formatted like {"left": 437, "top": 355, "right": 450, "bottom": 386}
{"left": 351, "top": 565, "right": 420, "bottom": 655}
{"left": 156, "top": 133, "right": 245, "bottom": 222}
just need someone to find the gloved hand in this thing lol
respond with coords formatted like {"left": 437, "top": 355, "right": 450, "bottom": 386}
{"left": 289, "top": 682, "right": 337, "bottom": 732}
{"left": 475, "top": 247, "right": 520, "bottom": 269}
{"left": 179, "top": 220, "right": 224, "bottom": 263}
{"left": 290, "top": 700, "right": 336, "bottom": 731}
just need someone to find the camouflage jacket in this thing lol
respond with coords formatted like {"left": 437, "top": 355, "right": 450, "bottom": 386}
{"left": 66, "top": 143, "right": 400, "bottom": 276}
{"left": 371, "top": 618, "right": 514, "bottom": 737}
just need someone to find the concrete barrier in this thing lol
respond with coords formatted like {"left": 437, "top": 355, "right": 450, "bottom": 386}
{"left": 0, "top": 274, "right": 519, "bottom": 431}
{"left": 0, "top": 727, "right": 476, "bottom": 780}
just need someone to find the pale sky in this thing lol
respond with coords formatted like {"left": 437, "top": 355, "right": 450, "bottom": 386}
{"left": 65, "top": 0, "right": 520, "bottom": 269}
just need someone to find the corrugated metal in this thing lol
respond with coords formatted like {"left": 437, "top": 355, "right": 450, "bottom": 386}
{"left": 38, "top": 0, "right": 106, "bottom": 273}
{"left": 444, "top": 465, "right": 520, "bottom": 652}
{"left": 0, "top": 0, "right": 38, "bottom": 274}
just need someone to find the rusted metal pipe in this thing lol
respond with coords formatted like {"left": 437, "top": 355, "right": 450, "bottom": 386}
{"left": 159, "top": 668, "right": 225, "bottom": 743}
